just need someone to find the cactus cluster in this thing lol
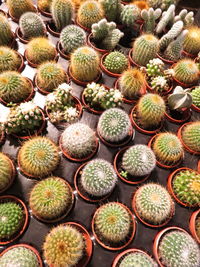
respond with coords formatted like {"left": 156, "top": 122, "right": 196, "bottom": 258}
{"left": 182, "top": 122, "right": 200, "bottom": 153}
{"left": 99, "top": 0, "right": 122, "bottom": 22}
{"left": 7, "top": 0, "right": 36, "bottom": 20}
{"left": 141, "top": 7, "right": 162, "bottom": 33}
{"left": 147, "top": 0, "right": 178, "bottom": 10}
{"left": 150, "top": 76, "right": 171, "bottom": 93}
{"left": 168, "top": 86, "right": 192, "bottom": 111}
{"left": 103, "top": 51, "right": 128, "bottom": 74}
{"left": 0, "top": 153, "right": 14, "bottom": 192}
{"left": 145, "top": 58, "right": 165, "bottom": 78}
{"left": 119, "top": 251, "right": 157, "bottom": 267}
{"left": 191, "top": 86, "right": 200, "bottom": 108}
{"left": 0, "top": 14, "right": 13, "bottom": 46}
{"left": 0, "top": 47, "right": 21, "bottom": 73}
{"left": 183, "top": 26, "right": 200, "bottom": 55}
{"left": 120, "top": 4, "right": 140, "bottom": 28}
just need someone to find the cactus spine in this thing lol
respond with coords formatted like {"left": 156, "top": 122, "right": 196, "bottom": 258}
{"left": 0, "top": 14, "right": 13, "bottom": 46}
{"left": 191, "top": 86, "right": 200, "bottom": 108}
{"left": 0, "top": 47, "right": 21, "bottom": 73}
{"left": 141, "top": 7, "right": 162, "bottom": 33}
{"left": 103, "top": 51, "right": 128, "bottom": 74}
{"left": 182, "top": 122, "right": 200, "bottom": 153}
{"left": 183, "top": 26, "right": 200, "bottom": 55}
{"left": 119, "top": 251, "right": 158, "bottom": 267}
{"left": 0, "top": 153, "right": 14, "bottom": 192}
{"left": 7, "top": 0, "right": 36, "bottom": 20}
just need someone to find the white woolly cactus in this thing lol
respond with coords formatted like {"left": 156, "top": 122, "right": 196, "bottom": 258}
{"left": 150, "top": 76, "right": 170, "bottom": 92}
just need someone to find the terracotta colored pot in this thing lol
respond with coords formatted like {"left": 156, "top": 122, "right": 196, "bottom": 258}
{"left": 189, "top": 209, "right": 200, "bottom": 243}
{"left": 0, "top": 195, "right": 29, "bottom": 245}
{"left": 16, "top": 27, "right": 48, "bottom": 44}
{"left": 8, "top": 7, "right": 37, "bottom": 23}
{"left": 181, "top": 50, "right": 196, "bottom": 59}
{"left": 46, "top": 21, "right": 60, "bottom": 37}
{"left": 0, "top": 156, "right": 16, "bottom": 194}
{"left": 87, "top": 33, "right": 109, "bottom": 55}
{"left": 157, "top": 53, "right": 175, "bottom": 65}
{"left": 145, "top": 77, "right": 173, "bottom": 96}
{"left": 38, "top": 6, "right": 52, "bottom": 18}
{"left": 198, "top": 161, "right": 200, "bottom": 173}
{"left": 57, "top": 41, "right": 70, "bottom": 60}
{"left": 113, "top": 146, "right": 150, "bottom": 185}
{"left": 128, "top": 49, "right": 141, "bottom": 68}
{"left": 75, "top": 18, "right": 91, "bottom": 33}
{"left": 165, "top": 106, "right": 191, "bottom": 124}
{"left": 16, "top": 51, "right": 25, "bottom": 73}
{"left": 24, "top": 49, "right": 58, "bottom": 68}
{"left": 91, "top": 202, "right": 136, "bottom": 251}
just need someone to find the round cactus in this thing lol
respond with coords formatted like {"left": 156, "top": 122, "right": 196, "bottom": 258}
{"left": 122, "top": 145, "right": 156, "bottom": 177}
{"left": 0, "top": 71, "right": 32, "bottom": 104}
{"left": 119, "top": 251, "right": 158, "bottom": 267}
{"left": 182, "top": 122, "right": 200, "bottom": 153}
{"left": 97, "top": 108, "right": 132, "bottom": 143}
{"left": 38, "top": 0, "right": 53, "bottom": 12}
{"left": 81, "top": 159, "right": 117, "bottom": 197}
{"left": 94, "top": 202, "right": 131, "bottom": 243}
{"left": 7, "top": 0, "right": 36, "bottom": 20}
{"left": 60, "top": 25, "right": 86, "bottom": 54}
{"left": 0, "top": 47, "right": 21, "bottom": 73}
{"left": 43, "top": 224, "right": 85, "bottom": 266}
{"left": 183, "top": 26, "right": 200, "bottom": 55}
{"left": 0, "top": 14, "right": 13, "bottom": 46}
{"left": 191, "top": 86, "right": 200, "bottom": 108}
{"left": 0, "top": 153, "right": 14, "bottom": 192}
{"left": 103, "top": 51, "right": 128, "bottom": 74}
{"left": 18, "top": 136, "right": 60, "bottom": 178}
{"left": 29, "top": 176, "right": 73, "bottom": 220}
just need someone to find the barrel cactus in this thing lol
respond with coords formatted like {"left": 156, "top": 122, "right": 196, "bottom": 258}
{"left": 0, "top": 14, "right": 13, "bottom": 46}
{"left": 119, "top": 251, "right": 158, "bottom": 267}
{"left": 0, "top": 47, "right": 21, "bottom": 73}
{"left": 182, "top": 122, "right": 200, "bottom": 153}
{"left": 120, "top": 4, "right": 140, "bottom": 28}
{"left": 0, "top": 153, "right": 14, "bottom": 192}
{"left": 183, "top": 26, "right": 200, "bottom": 55}
{"left": 190, "top": 86, "right": 200, "bottom": 108}
{"left": 103, "top": 51, "right": 129, "bottom": 74}
{"left": 7, "top": 0, "right": 36, "bottom": 20}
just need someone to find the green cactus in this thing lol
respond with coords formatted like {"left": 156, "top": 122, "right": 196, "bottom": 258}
{"left": 191, "top": 86, "right": 200, "bottom": 108}
{"left": 196, "top": 216, "right": 200, "bottom": 240}
{"left": 119, "top": 251, "right": 158, "bottom": 267}
{"left": 0, "top": 14, "right": 13, "bottom": 46}
{"left": 183, "top": 26, "right": 200, "bottom": 55}
{"left": 77, "top": 0, "right": 104, "bottom": 29}
{"left": 158, "top": 230, "right": 200, "bottom": 266}
{"left": 141, "top": 7, "right": 162, "bottom": 33}
{"left": 0, "top": 71, "right": 32, "bottom": 104}
{"left": 71, "top": 46, "right": 100, "bottom": 82}
{"left": 18, "top": 136, "right": 60, "bottom": 177}
{"left": 0, "top": 153, "right": 14, "bottom": 192}
{"left": 174, "top": 9, "right": 194, "bottom": 27}
{"left": 94, "top": 202, "right": 131, "bottom": 243}
{"left": 0, "top": 47, "right": 21, "bottom": 73}
{"left": 60, "top": 25, "right": 86, "bottom": 54}
{"left": 150, "top": 76, "right": 170, "bottom": 93}
{"left": 120, "top": 4, "right": 140, "bottom": 28}
{"left": 156, "top": 4, "right": 175, "bottom": 34}
{"left": 103, "top": 51, "right": 128, "bottom": 74}
{"left": 99, "top": 0, "right": 121, "bottom": 22}
{"left": 145, "top": 58, "right": 165, "bottom": 78}
{"left": 51, "top": 0, "right": 74, "bottom": 32}
{"left": 43, "top": 224, "right": 85, "bottom": 266}
{"left": 7, "top": 0, "right": 36, "bottom": 20}
{"left": 38, "top": 0, "right": 53, "bottom": 12}
{"left": 182, "top": 122, "right": 200, "bottom": 153}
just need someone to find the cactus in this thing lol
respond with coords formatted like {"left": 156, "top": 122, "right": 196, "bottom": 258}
{"left": 172, "top": 169, "right": 200, "bottom": 206}
{"left": 150, "top": 76, "right": 170, "bottom": 93}
{"left": 145, "top": 58, "right": 165, "bottom": 78}
{"left": 26, "top": 37, "right": 57, "bottom": 65}
{"left": 158, "top": 230, "right": 200, "bottom": 266}
{"left": 0, "top": 153, "right": 14, "bottom": 192}
{"left": 43, "top": 224, "right": 85, "bottom": 266}
{"left": 156, "top": 4, "right": 175, "bottom": 34}
{"left": 147, "top": 0, "right": 179, "bottom": 10}
{"left": 103, "top": 51, "right": 128, "bottom": 74}
{"left": 77, "top": 0, "right": 104, "bottom": 29}
{"left": 141, "top": 7, "right": 162, "bottom": 33}
{"left": 36, "top": 61, "right": 66, "bottom": 92}
{"left": 183, "top": 26, "right": 200, "bottom": 55}
{"left": 70, "top": 46, "right": 100, "bottom": 82}
{"left": 60, "top": 25, "right": 86, "bottom": 54}
{"left": 94, "top": 202, "right": 131, "bottom": 243}
{"left": 51, "top": 0, "right": 74, "bottom": 32}
{"left": 196, "top": 216, "right": 200, "bottom": 239}
{"left": 182, "top": 122, "right": 200, "bottom": 153}
{"left": 122, "top": 145, "right": 156, "bottom": 177}
{"left": 81, "top": 159, "right": 117, "bottom": 197}
{"left": 191, "top": 86, "right": 200, "bottom": 108}
{"left": 0, "top": 14, "right": 13, "bottom": 46}
{"left": 0, "top": 71, "right": 32, "bottom": 104}
{"left": 174, "top": 9, "right": 194, "bottom": 27}
{"left": 7, "top": 0, "right": 36, "bottom": 20}
{"left": 19, "top": 12, "right": 46, "bottom": 40}
{"left": 119, "top": 251, "right": 158, "bottom": 267}
{"left": 99, "top": 0, "right": 122, "bottom": 22}
{"left": 120, "top": 4, "right": 140, "bottom": 28}
{"left": 0, "top": 202, "right": 24, "bottom": 240}
{"left": 132, "top": 34, "right": 159, "bottom": 66}
{"left": 168, "top": 86, "right": 192, "bottom": 111}
{"left": 0, "top": 47, "right": 21, "bottom": 73}
{"left": 38, "top": 0, "right": 53, "bottom": 12}
{"left": 137, "top": 93, "right": 166, "bottom": 128}
{"left": 18, "top": 136, "right": 60, "bottom": 177}
{"left": 61, "top": 122, "right": 97, "bottom": 159}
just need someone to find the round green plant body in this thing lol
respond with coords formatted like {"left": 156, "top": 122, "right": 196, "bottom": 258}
{"left": 0, "top": 153, "right": 14, "bottom": 192}
{"left": 18, "top": 136, "right": 60, "bottom": 178}
{"left": 0, "top": 202, "right": 24, "bottom": 240}
{"left": 182, "top": 122, "right": 200, "bottom": 153}
{"left": 30, "top": 176, "right": 73, "bottom": 220}
{"left": 0, "top": 47, "right": 21, "bottom": 73}
{"left": 172, "top": 169, "right": 200, "bottom": 206}
{"left": 94, "top": 202, "right": 131, "bottom": 243}
{"left": 43, "top": 224, "right": 85, "bottom": 266}
{"left": 119, "top": 251, "right": 158, "bottom": 267}
{"left": 97, "top": 108, "right": 131, "bottom": 143}
{"left": 0, "top": 14, "right": 13, "bottom": 46}
{"left": 104, "top": 51, "right": 128, "bottom": 74}
{"left": 120, "top": 4, "right": 140, "bottom": 27}
{"left": 122, "top": 145, "right": 156, "bottom": 177}
{"left": 146, "top": 58, "right": 164, "bottom": 78}
{"left": 7, "top": 0, "right": 36, "bottom": 20}
{"left": 81, "top": 159, "right": 117, "bottom": 197}
{"left": 60, "top": 25, "right": 86, "bottom": 54}
{"left": 183, "top": 26, "right": 200, "bottom": 55}
{"left": 191, "top": 86, "right": 200, "bottom": 108}
{"left": 38, "top": 0, "right": 53, "bottom": 13}
{"left": 0, "top": 71, "right": 31, "bottom": 103}
{"left": 99, "top": 0, "right": 122, "bottom": 22}
{"left": 158, "top": 230, "right": 200, "bottom": 267}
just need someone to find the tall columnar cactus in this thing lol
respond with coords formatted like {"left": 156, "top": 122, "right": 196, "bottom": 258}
{"left": 97, "top": 108, "right": 131, "bottom": 143}
{"left": 77, "top": 0, "right": 104, "bottom": 29}
{"left": 0, "top": 14, "right": 13, "bottom": 46}
{"left": 137, "top": 93, "right": 166, "bottom": 128}
{"left": 174, "top": 9, "right": 194, "bottom": 27}
{"left": 51, "top": 0, "right": 74, "bottom": 32}
{"left": 141, "top": 7, "right": 162, "bottom": 33}
{"left": 99, "top": 0, "right": 121, "bottom": 22}
{"left": 120, "top": 4, "right": 140, "bottom": 28}
{"left": 18, "top": 137, "right": 60, "bottom": 177}
{"left": 156, "top": 4, "right": 175, "bottom": 34}
{"left": 0, "top": 47, "right": 21, "bottom": 73}
{"left": 0, "top": 153, "right": 14, "bottom": 192}
{"left": 132, "top": 34, "right": 159, "bottom": 66}
{"left": 60, "top": 25, "right": 86, "bottom": 54}
{"left": 103, "top": 51, "right": 128, "bottom": 74}
{"left": 81, "top": 159, "right": 117, "bottom": 197}
{"left": 19, "top": 12, "right": 46, "bottom": 40}
{"left": 191, "top": 86, "right": 200, "bottom": 108}
{"left": 147, "top": 0, "right": 179, "bottom": 10}
{"left": 94, "top": 202, "right": 131, "bottom": 243}
{"left": 158, "top": 230, "right": 200, "bottom": 266}
{"left": 182, "top": 122, "right": 200, "bottom": 153}
{"left": 122, "top": 145, "right": 156, "bottom": 177}
{"left": 38, "top": 0, "right": 53, "bottom": 13}
{"left": 43, "top": 225, "right": 85, "bottom": 266}
{"left": 183, "top": 26, "right": 200, "bottom": 55}
{"left": 70, "top": 46, "right": 100, "bottom": 82}
{"left": 119, "top": 251, "right": 158, "bottom": 267}
{"left": 7, "top": 0, "right": 36, "bottom": 20}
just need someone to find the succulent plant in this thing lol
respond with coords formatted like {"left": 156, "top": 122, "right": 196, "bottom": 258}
{"left": 43, "top": 224, "right": 85, "bottom": 266}
{"left": 0, "top": 201, "right": 24, "bottom": 240}
{"left": 141, "top": 7, "right": 162, "bottom": 33}
{"left": 94, "top": 202, "right": 131, "bottom": 243}
{"left": 120, "top": 4, "right": 140, "bottom": 28}
{"left": 0, "top": 153, "right": 14, "bottom": 192}
{"left": 158, "top": 230, "right": 200, "bottom": 266}
{"left": 18, "top": 136, "right": 60, "bottom": 177}
{"left": 0, "top": 71, "right": 32, "bottom": 104}
{"left": 172, "top": 169, "right": 200, "bottom": 206}
{"left": 0, "top": 47, "right": 21, "bottom": 73}
{"left": 147, "top": 0, "right": 178, "bottom": 10}
{"left": 174, "top": 8, "right": 195, "bottom": 27}
{"left": 61, "top": 122, "right": 97, "bottom": 159}
{"left": 99, "top": 0, "right": 122, "bottom": 22}
{"left": 103, "top": 51, "right": 128, "bottom": 74}
{"left": 70, "top": 46, "right": 100, "bottom": 82}
{"left": 51, "top": 0, "right": 74, "bottom": 32}
{"left": 145, "top": 58, "right": 165, "bottom": 78}
{"left": 60, "top": 25, "right": 86, "bottom": 54}
{"left": 182, "top": 122, "right": 200, "bottom": 153}
{"left": 26, "top": 37, "right": 57, "bottom": 65}
{"left": 38, "top": 0, "right": 53, "bottom": 12}
{"left": 168, "top": 86, "right": 192, "bottom": 111}
{"left": 191, "top": 86, "right": 200, "bottom": 108}
{"left": 119, "top": 251, "right": 158, "bottom": 267}
{"left": 196, "top": 216, "right": 200, "bottom": 239}
{"left": 156, "top": 4, "right": 175, "bottom": 34}
{"left": 0, "top": 14, "right": 13, "bottom": 46}
{"left": 183, "top": 26, "right": 200, "bottom": 55}
{"left": 150, "top": 76, "right": 171, "bottom": 93}
{"left": 7, "top": 0, "right": 36, "bottom": 20}
{"left": 132, "top": 34, "right": 159, "bottom": 66}
{"left": 122, "top": 145, "right": 156, "bottom": 177}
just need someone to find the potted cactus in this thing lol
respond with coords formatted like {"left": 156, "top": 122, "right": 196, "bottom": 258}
{"left": 99, "top": 0, "right": 122, "bottom": 24}
{"left": 37, "top": 0, "right": 52, "bottom": 17}
{"left": 0, "top": 14, "right": 15, "bottom": 47}
{"left": 182, "top": 26, "right": 200, "bottom": 58}
{"left": 0, "top": 153, "right": 16, "bottom": 193}
{"left": 189, "top": 209, "right": 200, "bottom": 244}
{"left": 140, "top": 7, "right": 161, "bottom": 34}
{"left": 190, "top": 86, "right": 200, "bottom": 112}
{"left": 0, "top": 47, "right": 24, "bottom": 73}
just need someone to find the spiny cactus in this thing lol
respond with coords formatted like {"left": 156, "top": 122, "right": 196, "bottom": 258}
{"left": 174, "top": 9, "right": 194, "bottom": 27}
{"left": 0, "top": 153, "right": 14, "bottom": 192}
{"left": 147, "top": 0, "right": 179, "bottom": 10}
{"left": 99, "top": 0, "right": 122, "bottom": 22}
{"left": 119, "top": 251, "right": 158, "bottom": 267}
{"left": 0, "top": 71, "right": 32, "bottom": 104}
{"left": 43, "top": 224, "right": 85, "bottom": 266}
{"left": 182, "top": 122, "right": 200, "bottom": 153}
{"left": 191, "top": 86, "right": 200, "bottom": 108}
{"left": 0, "top": 14, "right": 13, "bottom": 46}
{"left": 141, "top": 7, "right": 162, "bottom": 33}
{"left": 145, "top": 58, "right": 165, "bottom": 78}
{"left": 70, "top": 46, "right": 100, "bottom": 82}
{"left": 132, "top": 34, "right": 159, "bottom": 66}
{"left": 51, "top": 0, "right": 74, "bottom": 32}
{"left": 77, "top": 0, "right": 104, "bottom": 29}
{"left": 122, "top": 145, "right": 156, "bottom": 177}
{"left": 103, "top": 51, "right": 128, "bottom": 74}
{"left": 156, "top": 4, "right": 175, "bottom": 34}
{"left": 94, "top": 202, "right": 131, "bottom": 243}
{"left": 60, "top": 25, "right": 86, "bottom": 54}
{"left": 38, "top": 0, "right": 53, "bottom": 13}
{"left": 7, "top": 0, "right": 36, "bottom": 20}
{"left": 196, "top": 216, "right": 200, "bottom": 240}
{"left": 158, "top": 230, "right": 200, "bottom": 266}
{"left": 120, "top": 4, "right": 140, "bottom": 28}
{"left": 18, "top": 136, "right": 60, "bottom": 177}
{"left": 168, "top": 86, "right": 192, "bottom": 111}
{"left": 19, "top": 12, "right": 46, "bottom": 40}
{"left": 0, "top": 47, "right": 21, "bottom": 73}
{"left": 81, "top": 159, "right": 117, "bottom": 197}
{"left": 183, "top": 26, "right": 200, "bottom": 55}
{"left": 150, "top": 76, "right": 170, "bottom": 93}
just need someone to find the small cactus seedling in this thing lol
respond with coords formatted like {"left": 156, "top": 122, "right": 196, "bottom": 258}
{"left": 0, "top": 47, "right": 21, "bottom": 73}
{"left": 43, "top": 224, "right": 85, "bottom": 266}
{"left": 99, "top": 0, "right": 122, "bottom": 22}
{"left": 0, "top": 153, "right": 14, "bottom": 192}
{"left": 119, "top": 251, "right": 158, "bottom": 267}
{"left": 103, "top": 51, "right": 128, "bottom": 74}
{"left": 182, "top": 122, "right": 200, "bottom": 153}
{"left": 150, "top": 76, "right": 171, "bottom": 93}
{"left": 7, "top": 0, "right": 36, "bottom": 20}
{"left": 0, "top": 14, "right": 13, "bottom": 46}
{"left": 97, "top": 108, "right": 131, "bottom": 143}
{"left": 120, "top": 4, "right": 140, "bottom": 28}
{"left": 18, "top": 136, "right": 60, "bottom": 177}
{"left": 191, "top": 86, "right": 200, "bottom": 108}
{"left": 145, "top": 58, "right": 165, "bottom": 78}
{"left": 183, "top": 26, "right": 200, "bottom": 55}
{"left": 168, "top": 86, "right": 192, "bottom": 111}
{"left": 38, "top": 0, "right": 53, "bottom": 13}
{"left": 81, "top": 159, "right": 117, "bottom": 197}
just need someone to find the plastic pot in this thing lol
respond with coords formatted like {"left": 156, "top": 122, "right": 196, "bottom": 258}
{"left": 181, "top": 50, "right": 196, "bottom": 59}
{"left": 189, "top": 209, "right": 200, "bottom": 243}
{"left": 87, "top": 33, "right": 109, "bottom": 55}
{"left": 24, "top": 49, "right": 58, "bottom": 68}
{"left": 165, "top": 105, "right": 191, "bottom": 124}
{"left": 75, "top": 18, "right": 91, "bottom": 33}
{"left": 37, "top": 6, "right": 52, "bottom": 17}
{"left": 56, "top": 41, "right": 70, "bottom": 60}
{"left": 157, "top": 53, "right": 175, "bottom": 65}
{"left": 16, "top": 27, "right": 48, "bottom": 44}
{"left": 46, "top": 21, "right": 60, "bottom": 37}
{"left": 128, "top": 49, "right": 142, "bottom": 68}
